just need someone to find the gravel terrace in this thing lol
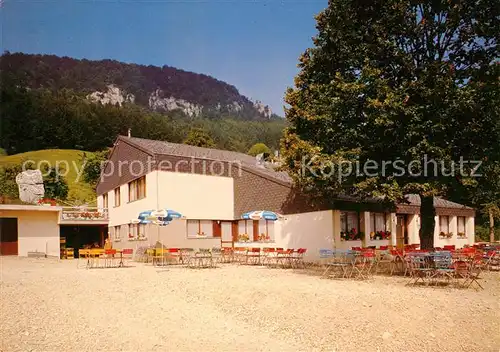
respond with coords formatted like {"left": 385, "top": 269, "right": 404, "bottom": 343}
{"left": 1, "top": 257, "right": 499, "bottom": 352}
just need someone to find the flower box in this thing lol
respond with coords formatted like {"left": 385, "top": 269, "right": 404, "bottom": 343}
{"left": 341, "top": 228, "right": 363, "bottom": 241}
{"left": 238, "top": 234, "right": 250, "bottom": 242}
{"left": 439, "top": 232, "right": 454, "bottom": 239}
{"left": 457, "top": 232, "right": 467, "bottom": 239}
{"left": 38, "top": 198, "right": 57, "bottom": 206}
{"left": 370, "top": 231, "right": 391, "bottom": 240}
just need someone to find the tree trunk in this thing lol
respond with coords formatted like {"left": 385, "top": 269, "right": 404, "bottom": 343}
{"left": 419, "top": 195, "right": 436, "bottom": 250}
{"left": 489, "top": 209, "right": 495, "bottom": 243}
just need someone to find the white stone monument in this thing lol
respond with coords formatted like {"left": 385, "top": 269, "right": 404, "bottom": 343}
{"left": 15, "top": 169, "right": 45, "bottom": 204}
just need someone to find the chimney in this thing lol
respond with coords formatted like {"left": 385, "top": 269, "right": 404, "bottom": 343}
{"left": 127, "top": 128, "right": 131, "bottom": 138}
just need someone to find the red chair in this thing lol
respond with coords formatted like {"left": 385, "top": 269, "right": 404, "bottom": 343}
{"left": 104, "top": 249, "right": 117, "bottom": 267}
{"left": 352, "top": 247, "right": 362, "bottom": 251}
{"left": 379, "top": 246, "right": 388, "bottom": 250}
{"left": 121, "top": 248, "right": 133, "bottom": 266}
{"left": 444, "top": 245, "right": 456, "bottom": 251}
{"left": 290, "top": 248, "right": 307, "bottom": 269}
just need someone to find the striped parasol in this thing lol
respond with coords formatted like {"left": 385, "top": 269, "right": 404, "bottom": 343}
{"left": 138, "top": 209, "right": 182, "bottom": 223}
{"left": 241, "top": 210, "right": 282, "bottom": 221}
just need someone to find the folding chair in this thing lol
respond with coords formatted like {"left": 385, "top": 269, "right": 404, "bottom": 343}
{"left": 261, "top": 248, "right": 275, "bottom": 266}
{"left": 221, "top": 247, "right": 234, "bottom": 263}
{"left": 276, "top": 249, "right": 293, "bottom": 268}
{"left": 406, "top": 253, "right": 433, "bottom": 286}
{"left": 430, "top": 251, "right": 454, "bottom": 285}
{"left": 290, "top": 248, "right": 307, "bottom": 269}
{"left": 319, "top": 249, "right": 334, "bottom": 278}
{"left": 350, "top": 251, "right": 375, "bottom": 280}
{"left": 121, "top": 248, "right": 133, "bottom": 266}
{"left": 330, "top": 249, "right": 353, "bottom": 278}
{"left": 211, "top": 247, "right": 222, "bottom": 266}
{"left": 463, "top": 254, "right": 484, "bottom": 290}
{"left": 180, "top": 248, "right": 194, "bottom": 266}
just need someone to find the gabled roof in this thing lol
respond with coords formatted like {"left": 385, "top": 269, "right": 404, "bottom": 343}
{"left": 119, "top": 136, "right": 292, "bottom": 185}
{"left": 403, "top": 194, "right": 473, "bottom": 210}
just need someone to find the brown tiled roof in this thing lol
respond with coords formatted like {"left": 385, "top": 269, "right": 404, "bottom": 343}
{"left": 403, "top": 194, "right": 473, "bottom": 210}
{"left": 120, "top": 136, "right": 292, "bottom": 185}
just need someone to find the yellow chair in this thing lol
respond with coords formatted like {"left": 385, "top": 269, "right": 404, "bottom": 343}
{"left": 66, "top": 248, "right": 74, "bottom": 259}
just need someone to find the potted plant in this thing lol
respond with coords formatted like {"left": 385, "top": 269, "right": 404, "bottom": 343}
{"left": 238, "top": 234, "right": 249, "bottom": 242}
{"left": 38, "top": 198, "right": 56, "bottom": 206}
{"left": 128, "top": 233, "right": 135, "bottom": 241}
{"left": 457, "top": 232, "right": 466, "bottom": 239}
{"left": 341, "top": 228, "right": 361, "bottom": 241}
{"left": 439, "top": 232, "right": 453, "bottom": 239}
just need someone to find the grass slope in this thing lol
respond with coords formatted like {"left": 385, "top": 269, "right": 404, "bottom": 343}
{"left": 0, "top": 149, "right": 96, "bottom": 204}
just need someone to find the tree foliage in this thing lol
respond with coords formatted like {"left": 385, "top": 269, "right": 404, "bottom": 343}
{"left": 42, "top": 165, "right": 69, "bottom": 200}
{"left": 281, "top": 0, "right": 499, "bottom": 248}
{"left": 0, "top": 52, "right": 279, "bottom": 120}
{"left": 0, "top": 85, "right": 286, "bottom": 155}
{"left": 0, "top": 164, "right": 23, "bottom": 203}
{"left": 248, "top": 143, "right": 272, "bottom": 157}
{"left": 82, "top": 150, "right": 110, "bottom": 186}
{"left": 183, "top": 128, "right": 216, "bottom": 148}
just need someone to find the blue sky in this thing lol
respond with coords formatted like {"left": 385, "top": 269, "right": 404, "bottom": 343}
{"left": 2, "top": 0, "right": 327, "bottom": 115}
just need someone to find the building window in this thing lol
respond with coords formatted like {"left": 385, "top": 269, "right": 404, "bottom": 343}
{"left": 370, "top": 213, "right": 387, "bottom": 232}
{"left": 114, "top": 187, "right": 121, "bottom": 207}
{"left": 128, "top": 176, "right": 146, "bottom": 202}
{"left": 257, "top": 219, "right": 274, "bottom": 242}
{"left": 128, "top": 223, "right": 137, "bottom": 238}
{"left": 187, "top": 220, "right": 214, "bottom": 237}
{"left": 138, "top": 223, "right": 146, "bottom": 238}
{"left": 238, "top": 220, "right": 253, "bottom": 241}
{"left": 113, "top": 225, "right": 121, "bottom": 241}
{"left": 457, "top": 216, "right": 467, "bottom": 238}
{"left": 439, "top": 216, "right": 450, "bottom": 234}
{"left": 340, "top": 211, "right": 360, "bottom": 241}
{"left": 236, "top": 219, "right": 274, "bottom": 242}
{"left": 102, "top": 194, "right": 108, "bottom": 209}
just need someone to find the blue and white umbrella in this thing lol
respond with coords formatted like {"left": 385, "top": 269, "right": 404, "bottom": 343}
{"left": 138, "top": 209, "right": 182, "bottom": 222}
{"left": 241, "top": 210, "right": 282, "bottom": 221}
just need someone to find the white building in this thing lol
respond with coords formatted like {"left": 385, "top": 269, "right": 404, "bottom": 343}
{"left": 95, "top": 135, "right": 476, "bottom": 261}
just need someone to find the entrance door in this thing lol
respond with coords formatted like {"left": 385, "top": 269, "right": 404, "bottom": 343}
{"left": 220, "top": 221, "right": 234, "bottom": 248}
{"left": 396, "top": 215, "right": 407, "bottom": 249}
{"left": 0, "top": 218, "right": 18, "bottom": 255}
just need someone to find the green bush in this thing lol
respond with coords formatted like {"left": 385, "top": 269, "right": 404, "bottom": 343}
{"left": 475, "top": 225, "right": 500, "bottom": 242}
{"left": 247, "top": 143, "right": 271, "bottom": 157}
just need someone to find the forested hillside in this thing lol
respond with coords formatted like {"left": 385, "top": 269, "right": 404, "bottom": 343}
{"left": 0, "top": 52, "right": 277, "bottom": 120}
{"left": 0, "top": 85, "right": 286, "bottom": 155}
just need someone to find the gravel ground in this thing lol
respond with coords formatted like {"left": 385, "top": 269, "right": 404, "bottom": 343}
{"left": 1, "top": 257, "right": 499, "bottom": 352}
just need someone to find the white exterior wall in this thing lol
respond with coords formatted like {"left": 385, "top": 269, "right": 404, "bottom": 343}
{"left": 234, "top": 210, "right": 335, "bottom": 262}
{"left": 409, "top": 214, "right": 475, "bottom": 249}
{"left": 157, "top": 171, "right": 234, "bottom": 220}
{"left": 111, "top": 219, "right": 221, "bottom": 251}
{"left": 106, "top": 170, "right": 234, "bottom": 228}
{"left": 1, "top": 209, "right": 60, "bottom": 257}
{"left": 407, "top": 214, "right": 420, "bottom": 244}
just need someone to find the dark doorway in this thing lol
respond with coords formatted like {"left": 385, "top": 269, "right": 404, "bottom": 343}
{"left": 0, "top": 218, "right": 18, "bottom": 255}
{"left": 60, "top": 225, "right": 104, "bottom": 258}
{"left": 396, "top": 215, "right": 408, "bottom": 247}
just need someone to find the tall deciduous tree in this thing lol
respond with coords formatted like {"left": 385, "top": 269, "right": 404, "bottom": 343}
{"left": 282, "top": 0, "right": 499, "bottom": 248}
{"left": 183, "top": 128, "right": 216, "bottom": 148}
{"left": 43, "top": 166, "right": 69, "bottom": 200}
{"left": 248, "top": 143, "right": 272, "bottom": 157}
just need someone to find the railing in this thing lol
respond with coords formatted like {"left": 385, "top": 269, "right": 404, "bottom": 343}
{"left": 61, "top": 207, "right": 109, "bottom": 222}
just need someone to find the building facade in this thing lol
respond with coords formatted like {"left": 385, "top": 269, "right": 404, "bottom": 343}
{"left": 96, "top": 135, "right": 476, "bottom": 261}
